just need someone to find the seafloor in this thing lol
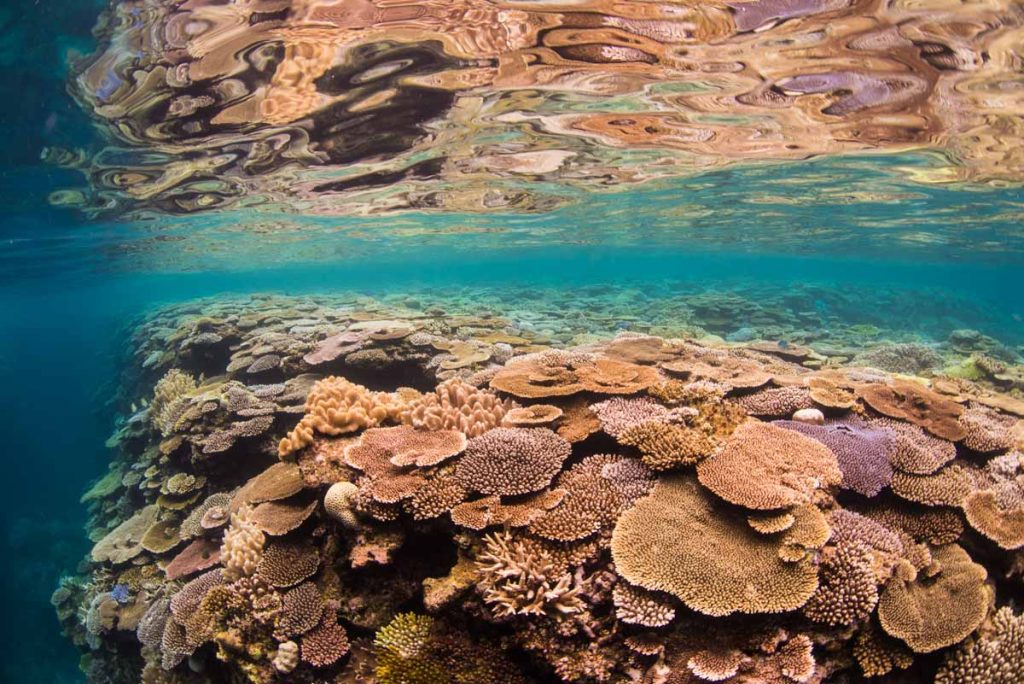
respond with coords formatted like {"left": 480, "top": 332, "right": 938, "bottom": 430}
{"left": 56, "top": 293, "right": 1024, "bottom": 683}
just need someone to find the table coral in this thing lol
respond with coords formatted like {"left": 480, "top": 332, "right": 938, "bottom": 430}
{"left": 857, "top": 380, "right": 966, "bottom": 441}
{"left": 697, "top": 422, "right": 842, "bottom": 510}
{"left": 611, "top": 475, "right": 820, "bottom": 616}
{"left": 774, "top": 417, "right": 895, "bottom": 497}
{"left": 61, "top": 307, "right": 1024, "bottom": 684}
{"left": 878, "top": 544, "right": 992, "bottom": 653}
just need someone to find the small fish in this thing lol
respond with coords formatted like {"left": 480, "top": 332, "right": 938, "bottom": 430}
{"left": 777, "top": 340, "right": 790, "bottom": 349}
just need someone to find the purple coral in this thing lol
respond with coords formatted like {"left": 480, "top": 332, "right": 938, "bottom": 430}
{"left": 110, "top": 584, "right": 131, "bottom": 605}
{"left": 775, "top": 417, "right": 895, "bottom": 497}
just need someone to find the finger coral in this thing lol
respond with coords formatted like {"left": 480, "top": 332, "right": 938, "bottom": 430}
{"left": 279, "top": 376, "right": 408, "bottom": 456}
{"left": 401, "top": 378, "right": 512, "bottom": 436}
{"left": 220, "top": 506, "right": 265, "bottom": 582}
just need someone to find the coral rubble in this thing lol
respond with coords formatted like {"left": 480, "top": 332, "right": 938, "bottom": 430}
{"left": 62, "top": 296, "right": 1024, "bottom": 683}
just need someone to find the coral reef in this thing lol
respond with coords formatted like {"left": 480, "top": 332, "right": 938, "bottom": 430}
{"left": 61, "top": 297, "right": 1024, "bottom": 683}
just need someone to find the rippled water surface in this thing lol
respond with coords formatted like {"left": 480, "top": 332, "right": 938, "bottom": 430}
{"left": 1, "top": 0, "right": 1023, "bottom": 681}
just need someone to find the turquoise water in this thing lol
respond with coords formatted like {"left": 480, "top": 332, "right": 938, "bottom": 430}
{"left": 2, "top": 0, "right": 1024, "bottom": 681}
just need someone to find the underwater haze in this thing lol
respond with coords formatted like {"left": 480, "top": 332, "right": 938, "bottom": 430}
{"left": 2, "top": 0, "right": 1024, "bottom": 682}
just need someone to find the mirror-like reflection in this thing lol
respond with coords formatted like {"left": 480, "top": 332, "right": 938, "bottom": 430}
{"left": 54, "top": 0, "right": 1024, "bottom": 216}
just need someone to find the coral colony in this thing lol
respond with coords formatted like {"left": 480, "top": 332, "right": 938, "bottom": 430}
{"left": 55, "top": 295, "right": 1023, "bottom": 683}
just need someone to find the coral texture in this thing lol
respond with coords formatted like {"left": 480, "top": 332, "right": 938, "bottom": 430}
{"left": 63, "top": 303, "right": 1024, "bottom": 684}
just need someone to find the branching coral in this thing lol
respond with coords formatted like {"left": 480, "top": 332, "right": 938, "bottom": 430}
{"left": 455, "top": 427, "right": 571, "bottom": 496}
{"left": 62, "top": 314, "right": 1024, "bottom": 683}
{"left": 474, "top": 531, "right": 583, "bottom": 618}
{"left": 935, "top": 606, "right": 1024, "bottom": 684}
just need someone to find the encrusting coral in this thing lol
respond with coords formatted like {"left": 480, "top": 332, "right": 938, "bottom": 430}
{"left": 61, "top": 300, "right": 1024, "bottom": 684}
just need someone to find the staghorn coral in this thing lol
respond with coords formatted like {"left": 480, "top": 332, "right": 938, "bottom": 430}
{"left": 475, "top": 531, "right": 583, "bottom": 618}
{"left": 697, "top": 421, "right": 842, "bottom": 510}
{"left": 611, "top": 476, "right": 819, "bottom": 616}
{"left": 455, "top": 427, "right": 571, "bottom": 496}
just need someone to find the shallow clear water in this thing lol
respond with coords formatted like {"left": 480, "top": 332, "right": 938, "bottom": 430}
{"left": 2, "top": 0, "right": 1024, "bottom": 681}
